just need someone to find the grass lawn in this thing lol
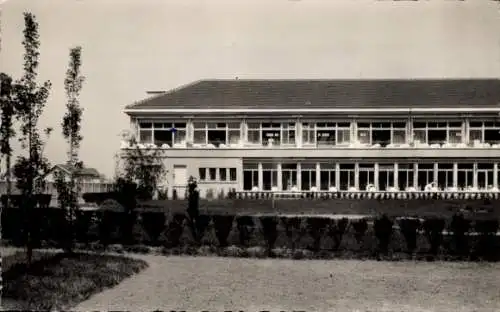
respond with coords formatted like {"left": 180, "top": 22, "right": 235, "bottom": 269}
{"left": 2, "top": 250, "right": 149, "bottom": 311}
{"left": 75, "top": 255, "right": 500, "bottom": 312}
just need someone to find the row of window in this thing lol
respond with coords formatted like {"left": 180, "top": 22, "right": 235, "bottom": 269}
{"left": 199, "top": 167, "right": 237, "bottom": 182}
{"left": 242, "top": 163, "right": 498, "bottom": 191}
{"left": 137, "top": 121, "right": 500, "bottom": 147}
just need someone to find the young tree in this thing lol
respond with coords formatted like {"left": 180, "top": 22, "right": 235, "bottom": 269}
{"left": 54, "top": 46, "right": 84, "bottom": 253}
{"left": 12, "top": 12, "right": 52, "bottom": 268}
{"left": 0, "top": 73, "right": 16, "bottom": 211}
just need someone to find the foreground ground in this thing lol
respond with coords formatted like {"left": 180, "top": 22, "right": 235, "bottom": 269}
{"left": 75, "top": 255, "right": 500, "bottom": 312}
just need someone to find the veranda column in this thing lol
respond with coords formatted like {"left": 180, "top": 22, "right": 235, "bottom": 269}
{"left": 394, "top": 163, "right": 399, "bottom": 189}
{"left": 241, "top": 119, "right": 247, "bottom": 144}
{"left": 335, "top": 163, "right": 340, "bottom": 189}
{"left": 355, "top": 162, "right": 360, "bottom": 190}
{"left": 433, "top": 163, "right": 438, "bottom": 184}
{"left": 277, "top": 163, "right": 283, "bottom": 190}
{"left": 297, "top": 162, "right": 302, "bottom": 190}
{"left": 464, "top": 118, "right": 470, "bottom": 145}
{"left": 374, "top": 163, "right": 379, "bottom": 190}
{"left": 413, "top": 163, "right": 418, "bottom": 189}
{"left": 258, "top": 162, "right": 263, "bottom": 190}
{"left": 494, "top": 163, "right": 498, "bottom": 189}
{"left": 316, "top": 162, "right": 321, "bottom": 189}
{"left": 473, "top": 163, "right": 478, "bottom": 189}
{"left": 296, "top": 118, "right": 302, "bottom": 148}
{"left": 453, "top": 163, "right": 458, "bottom": 188}
{"left": 187, "top": 118, "right": 194, "bottom": 142}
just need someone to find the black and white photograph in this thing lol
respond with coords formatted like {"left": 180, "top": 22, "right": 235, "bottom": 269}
{"left": 1, "top": 0, "right": 500, "bottom": 311}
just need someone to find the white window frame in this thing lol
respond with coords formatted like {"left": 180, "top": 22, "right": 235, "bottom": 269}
{"left": 300, "top": 163, "right": 317, "bottom": 191}
{"left": 469, "top": 121, "right": 500, "bottom": 145}
{"left": 457, "top": 163, "right": 474, "bottom": 189}
{"left": 319, "top": 163, "right": 336, "bottom": 190}
{"left": 437, "top": 163, "right": 454, "bottom": 189}
{"left": 339, "top": 164, "right": 355, "bottom": 190}
{"left": 412, "top": 121, "right": 462, "bottom": 145}
{"left": 397, "top": 163, "right": 414, "bottom": 190}
{"left": 138, "top": 121, "right": 187, "bottom": 146}
{"left": 314, "top": 122, "right": 351, "bottom": 147}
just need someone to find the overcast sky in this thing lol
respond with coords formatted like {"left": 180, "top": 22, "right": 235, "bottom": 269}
{"left": 1, "top": 0, "right": 500, "bottom": 179}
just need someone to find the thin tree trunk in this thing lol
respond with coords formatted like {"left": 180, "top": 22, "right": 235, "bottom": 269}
{"left": 6, "top": 154, "right": 11, "bottom": 209}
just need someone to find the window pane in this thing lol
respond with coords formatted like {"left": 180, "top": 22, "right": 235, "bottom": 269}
{"left": 230, "top": 168, "right": 237, "bottom": 181}
{"left": 139, "top": 122, "right": 152, "bottom": 129}
{"left": 357, "top": 129, "right": 370, "bottom": 144}
{"left": 154, "top": 129, "right": 171, "bottom": 146}
{"left": 199, "top": 168, "right": 206, "bottom": 181}
{"left": 193, "top": 130, "right": 206, "bottom": 144}
{"left": 174, "top": 129, "right": 186, "bottom": 144}
{"left": 139, "top": 130, "right": 153, "bottom": 143}
{"left": 209, "top": 168, "right": 216, "bottom": 181}
{"left": 207, "top": 130, "right": 227, "bottom": 146}
{"left": 302, "top": 129, "right": 315, "bottom": 144}
{"left": 247, "top": 130, "right": 260, "bottom": 144}
{"left": 228, "top": 130, "right": 240, "bottom": 144}
{"left": 219, "top": 168, "right": 227, "bottom": 181}
{"left": 413, "top": 129, "right": 426, "bottom": 144}
{"left": 243, "top": 171, "right": 253, "bottom": 190}
{"left": 338, "top": 129, "right": 350, "bottom": 144}
{"left": 392, "top": 130, "right": 406, "bottom": 144}
{"left": 469, "top": 129, "right": 482, "bottom": 143}
{"left": 317, "top": 130, "right": 336, "bottom": 145}
{"left": 448, "top": 129, "right": 462, "bottom": 144}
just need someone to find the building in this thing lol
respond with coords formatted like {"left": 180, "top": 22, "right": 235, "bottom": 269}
{"left": 122, "top": 78, "right": 500, "bottom": 199}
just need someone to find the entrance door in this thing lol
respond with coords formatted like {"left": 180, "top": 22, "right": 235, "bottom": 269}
{"left": 173, "top": 165, "right": 187, "bottom": 199}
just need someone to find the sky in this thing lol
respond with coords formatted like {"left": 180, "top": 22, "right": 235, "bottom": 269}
{"left": 1, "top": 0, "right": 500, "bottom": 179}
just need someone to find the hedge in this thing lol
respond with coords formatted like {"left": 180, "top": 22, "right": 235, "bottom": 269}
{"left": 2, "top": 208, "right": 500, "bottom": 261}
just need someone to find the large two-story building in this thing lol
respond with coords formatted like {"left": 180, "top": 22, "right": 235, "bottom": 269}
{"left": 122, "top": 78, "right": 500, "bottom": 198}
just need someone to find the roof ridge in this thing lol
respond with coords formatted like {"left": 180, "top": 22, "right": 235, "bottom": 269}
{"left": 202, "top": 77, "right": 500, "bottom": 82}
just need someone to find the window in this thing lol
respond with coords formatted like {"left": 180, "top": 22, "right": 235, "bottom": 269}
{"left": 262, "top": 123, "right": 281, "bottom": 146}
{"left": 281, "top": 123, "right": 296, "bottom": 145}
{"left": 143, "top": 122, "right": 187, "bottom": 147}
{"left": 262, "top": 163, "right": 278, "bottom": 190}
{"left": 339, "top": 163, "right": 355, "bottom": 190}
{"left": 437, "top": 163, "right": 453, "bottom": 189}
{"left": 477, "top": 163, "right": 494, "bottom": 189}
{"left": 193, "top": 122, "right": 241, "bottom": 146}
{"left": 199, "top": 168, "right": 207, "bottom": 181}
{"left": 246, "top": 122, "right": 297, "bottom": 146}
{"left": 378, "top": 164, "right": 394, "bottom": 190}
{"left": 358, "top": 163, "right": 375, "bottom": 190}
{"left": 302, "top": 123, "right": 316, "bottom": 145}
{"left": 208, "top": 168, "right": 216, "bottom": 181}
{"left": 314, "top": 122, "right": 350, "bottom": 147}
{"left": 469, "top": 121, "right": 500, "bottom": 145}
{"left": 398, "top": 163, "right": 414, "bottom": 190}
{"left": 281, "top": 164, "right": 298, "bottom": 191}
{"left": 457, "top": 163, "right": 474, "bottom": 189}
{"left": 417, "top": 163, "right": 434, "bottom": 190}
{"left": 319, "top": 162, "right": 336, "bottom": 190}
{"left": 300, "top": 163, "right": 316, "bottom": 191}
{"left": 229, "top": 168, "right": 237, "bottom": 181}
{"left": 243, "top": 163, "right": 259, "bottom": 190}
{"left": 357, "top": 122, "right": 406, "bottom": 146}
{"left": 138, "top": 122, "right": 153, "bottom": 143}
{"left": 219, "top": 168, "right": 227, "bottom": 181}
{"left": 412, "top": 121, "right": 462, "bottom": 145}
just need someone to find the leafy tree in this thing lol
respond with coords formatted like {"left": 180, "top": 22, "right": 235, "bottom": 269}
{"left": 0, "top": 73, "right": 16, "bottom": 212}
{"left": 12, "top": 12, "right": 52, "bottom": 268}
{"left": 54, "top": 46, "right": 85, "bottom": 253}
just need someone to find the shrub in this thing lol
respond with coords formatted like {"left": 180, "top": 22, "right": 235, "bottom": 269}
{"left": 423, "top": 217, "right": 446, "bottom": 257}
{"left": 141, "top": 212, "right": 167, "bottom": 245}
{"left": 74, "top": 210, "right": 93, "bottom": 244}
{"left": 473, "top": 219, "right": 499, "bottom": 261}
{"left": 213, "top": 215, "right": 235, "bottom": 247}
{"left": 449, "top": 214, "right": 471, "bottom": 257}
{"left": 399, "top": 218, "right": 421, "bottom": 255}
{"left": 352, "top": 219, "right": 368, "bottom": 244}
{"left": 164, "top": 213, "right": 186, "bottom": 248}
{"left": 259, "top": 216, "right": 279, "bottom": 255}
{"left": 373, "top": 214, "right": 394, "bottom": 255}
{"left": 236, "top": 216, "right": 255, "bottom": 247}
{"left": 281, "top": 217, "right": 306, "bottom": 250}
{"left": 326, "top": 217, "right": 349, "bottom": 251}
{"left": 306, "top": 217, "right": 330, "bottom": 251}
{"left": 98, "top": 211, "right": 119, "bottom": 246}
{"left": 190, "top": 214, "right": 211, "bottom": 245}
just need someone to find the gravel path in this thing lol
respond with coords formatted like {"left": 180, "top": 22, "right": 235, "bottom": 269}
{"left": 75, "top": 255, "right": 500, "bottom": 312}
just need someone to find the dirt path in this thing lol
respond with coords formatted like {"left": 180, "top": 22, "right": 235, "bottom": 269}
{"left": 74, "top": 255, "right": 500, "bottom": 312}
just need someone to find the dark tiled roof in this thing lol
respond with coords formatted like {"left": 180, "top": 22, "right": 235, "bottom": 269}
{"left": 126, "top": 79, "right": 500, "bottom": 110}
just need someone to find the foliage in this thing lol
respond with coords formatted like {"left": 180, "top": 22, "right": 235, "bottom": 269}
{"left": 450, "top": 213, "right": 471, "bottom": 257}
{"left": 399, "top": 218, "right": 421, "bottom": 255}
{"left": 281, "top": 217, "right": 306, "bottom": 250}
{"left": 236, "top": 216, "right": 255, "bottom": 247}
{"left": 373, "top": 214, "right": 394, "bottom": 255}
{"left": 473, "top": 219, "right": 499, "bottom": 260}
{"left": 141, "top": 212, "right": 166, "bottom": 245}
{"left": 306, "top": 217, "right": 329, "bottom": 251}
{"left": 423, "top": 218, "right": 446, "bottom": 256}
{"left": 352, "top": 219, "right": 368, "bottom": 244}
{"left": 53, "top": 46, "right": 85, "bottom": 253}
{"left": 213, "top": 215, "right": 234, "bottom": 247}
{"left": 165, "top": 213, "right": 185, "bottom": 248}
{"left": 326, "top": 217, "right": 349, "bottom": 251}
{"left": 10, "top": 13, "right": 52, "bottom": 268}
{"left": 259, "top": 216, "right": 279, "bottom": 255}
{"left": 0, "top": 72, "right": 16, "bottom": 211}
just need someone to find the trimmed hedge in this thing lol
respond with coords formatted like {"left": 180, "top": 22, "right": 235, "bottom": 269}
{"left": 2, "top": 208, "right": 500, "bottom": 261}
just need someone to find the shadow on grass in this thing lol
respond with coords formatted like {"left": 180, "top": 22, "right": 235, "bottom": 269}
{"left": 2, "top": 250, "right": 149, "bottom": 311}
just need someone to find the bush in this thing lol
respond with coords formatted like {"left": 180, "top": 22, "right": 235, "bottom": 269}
{"left": 326, "top": 218, "right": 349, "bottom": 251}
{"left": 281, "top": 217, "right": 306, "bottom": 250}
{"left": 236, "top": 216, "right": 255, "bottom": 247}
{"left": 165, "top": 213, "right": 186, "bottom": 248}
{"left": 306, "top": 217, "right": 330, "bottom": 251}
{"left": 213, "top": 215, "right": 235, "bottom": 247}
{"left": 399, "top": 218, "right": 421, "bottom": 255}
{"left": 473, "top": 219, "right": 499, "bottom": 261}
{"left": 141, "top": 212, "right": 167, "bottom": 245}
{"left": 373, "top": 214, "right": 394, "bottom": 255}
{"left": 450, "top": 214, "right": 471, "bottom": 257}
{"left": 259, "top": 216, "right": 279, "bottom": 255}
{"left": 190, "top": 214, "right": 211, "bottom": 245}
{"left": 352, "top": 219, "right": 368, "bottom": 244}
{"left": 423, "top": 218, "right": 446, "bottom": 257}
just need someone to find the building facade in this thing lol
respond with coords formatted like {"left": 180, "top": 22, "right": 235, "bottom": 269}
{"left": 122, "top": 79, "right": 500, "bottom": 198}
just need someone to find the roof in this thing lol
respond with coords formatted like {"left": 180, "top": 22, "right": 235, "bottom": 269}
{"left": 53, "top": 164, "right": 102, "bottom": 178}
{"left": 125, "top": 78, "right": 500, "bottom": 111}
